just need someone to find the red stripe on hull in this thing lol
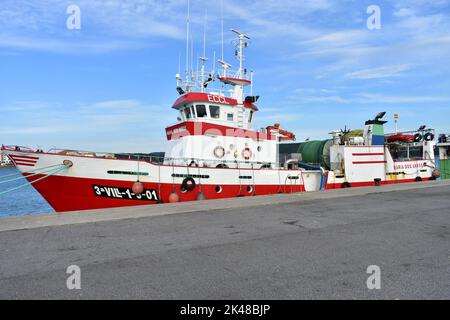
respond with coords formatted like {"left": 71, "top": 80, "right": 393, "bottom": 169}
{"left": 352, "top": 153, "right": 385, "bottom": 156}
{"left": 15, "top": 162, "right": 36, "bottom": 167}
{"left": 325, "top": 178, "right": 430, "bottom": 189}
{"left": 352, "top": 161, "right": 387, "bottom": 164}
{"left": 10, "top": 155, "right": 39, "bottom": 160}
{"left": 10, "top": 158, "right": 37, "bottom": 164}
{"left": 25, "top": 174, "right": 305, "bottom": 213}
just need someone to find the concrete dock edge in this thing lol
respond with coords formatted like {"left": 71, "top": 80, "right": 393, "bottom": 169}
{"left": 1, "top": 180, "right": 449, "bottom": 232}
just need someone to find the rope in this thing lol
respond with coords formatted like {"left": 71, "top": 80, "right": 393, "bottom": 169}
{"left": 0, "top": 165, "right": 66, "bottom": 185}
{"left": 0, "top": 164, "right": 64, "bottom": 180}
{"left": 0, "top": 164, "right": 69, "bottom": 196}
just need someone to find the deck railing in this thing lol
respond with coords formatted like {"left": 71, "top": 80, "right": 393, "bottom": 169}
{"left": 3, "top": 145, "right": 325, "bottom": 171}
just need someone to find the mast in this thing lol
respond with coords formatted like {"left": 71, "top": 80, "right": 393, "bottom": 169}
{"left": 200, "top": 9, "right": 208, "bottom": 93}
{"left": 221, "top": 0, "right": 224, "bottom": 62}
{"left": 185, "top": 0, "right": 191, "bottom": 90}
{"left": 231, "top": 29, "right": 250, "bottom": 80}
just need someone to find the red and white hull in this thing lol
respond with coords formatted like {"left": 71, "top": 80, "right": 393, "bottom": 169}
{"left": 324, "top": 144, "right": 435, "bottom": 189}
{"left": 4, "top": 150, "right": 323, "bottom": 212}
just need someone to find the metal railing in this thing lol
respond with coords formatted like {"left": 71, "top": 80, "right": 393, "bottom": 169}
{"left": 4, "top": 145, "right": 324, "bottom": 171}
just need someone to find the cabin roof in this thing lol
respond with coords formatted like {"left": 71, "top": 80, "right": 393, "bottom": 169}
{"left": 172, "top": 92, "right": 258, "bottom": 111}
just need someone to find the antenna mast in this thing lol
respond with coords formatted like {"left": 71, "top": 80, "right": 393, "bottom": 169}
{"left": 200, "top": 9, "right": 208, "bottom": 93}
{"left": 185, "top": 0, "right": 191, "bottom": 90}
{"left": 190, "top": 33, "right": 194, "bottom": 83}
{"left": 221, "top": 0, "right": 224, "bottom": 61}
{"left": 231, "top": 29, "right": 250, "bottom": 79}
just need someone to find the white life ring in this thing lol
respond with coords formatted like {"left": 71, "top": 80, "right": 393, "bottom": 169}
{"left": 213, "top": 146, "right": 225, "bottom": 159}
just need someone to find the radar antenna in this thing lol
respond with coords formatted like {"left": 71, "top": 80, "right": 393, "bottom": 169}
{"left": 231, "top": 29, "right": 251, "bottom": 40}
{"left": 230, "top": 29, "right": 250, "bottom": 79}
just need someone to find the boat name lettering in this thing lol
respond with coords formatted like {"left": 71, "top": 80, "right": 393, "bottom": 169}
{"left": 207, "top": 94, "right": 229, "bottom": 104}
{"left": 394, "top": 162, "right": 426, "bottom": 170}
{"left": 93, "top": 185, "right": 159, "bottom": 201}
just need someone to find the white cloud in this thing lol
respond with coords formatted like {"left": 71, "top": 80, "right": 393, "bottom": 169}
{"left": 0, "top": 0, "right": 186, "bottom": 53}
{"left": 286, "top": 89, "right": 450, "bottom": 105}
{"left": 0, "top": 35, "right": 152, "bottom": 53}
{"left": 356, "top": 94, "right": 450, "bottom": 104}
{"left": 0, "top": 99, "right": 172, "bottom": 135}
{"left": 394, "top": 8, "right": 415, "bottom": 18}
{"left": 345, "top": 64, "right": 412, "bottom": 80}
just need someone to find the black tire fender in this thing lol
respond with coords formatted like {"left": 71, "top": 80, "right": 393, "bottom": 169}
{"left": 414, "top": 133, "right": 423, "bottom": 142}
{"left": 424, "top": 132, "right": 435, "bottom": 141}
{"left": 181, "top": 177, "right": 196, "bottom": 192}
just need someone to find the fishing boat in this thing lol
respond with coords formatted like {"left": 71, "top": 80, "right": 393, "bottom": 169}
{"left": 2, "top": 28, "right": 441, "bottom": 213}
{"left": 280, "top": 113, "right": 440, "bottom": 189}
{"left": 2, "top": 30, "right": 324, "bottom": 212}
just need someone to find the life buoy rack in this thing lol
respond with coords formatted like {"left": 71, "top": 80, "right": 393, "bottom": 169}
{"left": 181, "top": 177, "right": 196, "bottom": 192}
{"left": 213, "top": 146, "right": 225, "bottom": 159}
{"left": 242, "top": 147, "right": 252, "bottom": 160}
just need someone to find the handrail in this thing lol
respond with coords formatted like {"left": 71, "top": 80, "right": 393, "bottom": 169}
{"left": 385, "top": 128, "right": 435, "bottom": 136}
{"left": 4, "top": 145, "right": 324, "bottom": 171}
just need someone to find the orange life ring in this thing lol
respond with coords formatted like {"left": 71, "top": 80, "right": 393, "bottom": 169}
{"left": 242, "top": 147, "right": 252, "bottom": 160}
{"left": 213, "top": 146, "right": 225, "bottom": 159}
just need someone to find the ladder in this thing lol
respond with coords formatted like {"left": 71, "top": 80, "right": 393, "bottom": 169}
{"left": 237, "top": 107, "right": 245, "bottom": 128}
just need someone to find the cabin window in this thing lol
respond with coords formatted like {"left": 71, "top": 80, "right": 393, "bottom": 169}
{"left": 249, "top": 110, "right": 253, "bottom": 123}
{"left": 227, "top": 113, "right": 234, "bottom": 121}
{"left": 196, "top": 105, "right": 207, "bottom": 118}
{"left": 191, "top": 105, "right": 196, "bottom": 118}
{"left": 209, "top": 105, "right": 220, "bottom": 119}
{"left": 389, "top": 145, "right": 423, "bottom": 160}
{"left": 184, "top": 107, "right": 193, "bottom": 119}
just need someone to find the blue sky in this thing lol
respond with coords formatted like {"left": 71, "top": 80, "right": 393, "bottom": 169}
{"left": 1, "top": 0, "right": 449, "bottom": 153}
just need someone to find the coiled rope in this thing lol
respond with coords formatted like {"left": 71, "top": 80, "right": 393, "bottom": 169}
{"left": 0, "top": 163, "right": 70, "bottom": 196}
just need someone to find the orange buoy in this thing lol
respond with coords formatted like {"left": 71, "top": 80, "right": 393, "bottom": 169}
{"left": 132, "top": 181, "right": 144, "bottom": 194}
{"left": 168, "top": 192, "right": 179, "bottom": 203}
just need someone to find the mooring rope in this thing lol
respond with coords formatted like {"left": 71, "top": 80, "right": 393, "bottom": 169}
{"left": 0, "top": 164, "right": 64, "bottom": 180}
{"left": 0, "top": 164, "right": 67, "bottom": 185}
{"left": 0, "top": 164, "right": 69, "bottom": 196}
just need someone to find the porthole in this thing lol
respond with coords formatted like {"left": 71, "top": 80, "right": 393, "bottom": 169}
{"left": 257, "top": 146, "right": 262, "bottom": 152}
{"left": 215, "top": 185, "right": 223, "bottom": 193}
{"left": 247, "top": 186, "right": 253, "bottom": 193}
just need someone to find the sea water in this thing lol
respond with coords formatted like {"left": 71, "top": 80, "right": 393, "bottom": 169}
{"left": 0, "top": 168, "right": 53, "bottom": 217}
